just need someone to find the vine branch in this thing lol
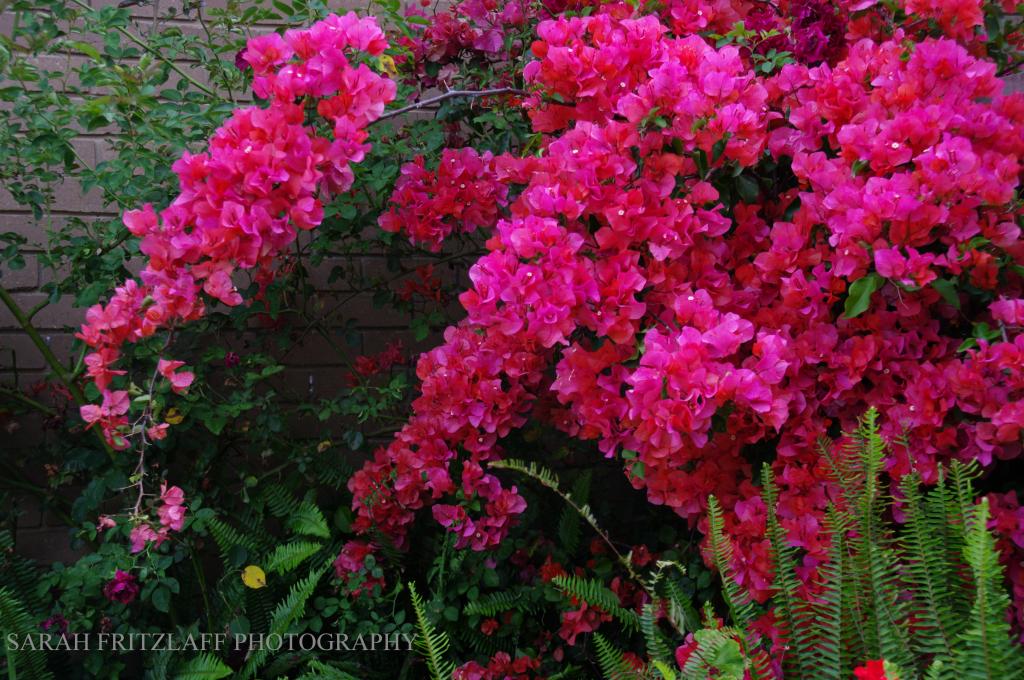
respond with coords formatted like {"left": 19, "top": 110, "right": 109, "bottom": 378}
{"left": 371, "top": 87, "right": 528, "bottom": 125}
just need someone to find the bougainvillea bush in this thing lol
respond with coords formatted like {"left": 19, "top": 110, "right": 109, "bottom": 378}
{"left": 1, "top": 0, "right": 1023, "bottom": 676}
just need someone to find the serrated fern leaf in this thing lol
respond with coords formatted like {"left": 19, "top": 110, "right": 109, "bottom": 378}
{"left": 641, "top": 602, "right": 673, "bottom": 663}
{"left": 761, "top": 464, "right": 816, "bottom": 679}
{"left": 464, "top": 587, "right": 540, "bottom": 617}
{"left": 288, "top": 502, "right": 331, "bottom": 538}
{"left": 207, "top": 517, "right": 261, "bottom": 567}
{"left": 900, "top": 473, "right": 961, "bottom": 658}
{"left": 948, "top": 499, "right": 1024, "bottom": 680}
{"left": 409, "top": 582, "right": 457, "bottom": 680}
{"left": 172, "top": 653, "right": 233, "bottom": 680}
{"left": 0, "top": 587, "right": 54, "bottom": 680}
{"left": 707, "top": 496, "right": 758, "bottom": 629}
{"left": 593, "top": 632, "right": 636, "bottom": 680}
{"left": 845, "top": 410, "right": 916, "bottom": 671}
{"left": 552, "top": 575, "right": 640, "bottom": 633}
{"left": 265, "top": 541, "right": 324, "bottom": 574}
{"left": 239, "top": 566, "right": 327, "bottom": 679}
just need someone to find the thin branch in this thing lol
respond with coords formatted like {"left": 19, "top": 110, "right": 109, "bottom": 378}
{"left": 0, "top": 284, "right": 114, "bottom": 458}
{"left": 67, "top": 0, "right": 218, "bottom": 98}
{"left": 0, "top": 384, "right": 57, "bottom": 417}
{"left": 997, "top": 56, "right": 1024, "bottom": 78}
{"left": 371, "top": 87, "right": 527, "bottom": 125}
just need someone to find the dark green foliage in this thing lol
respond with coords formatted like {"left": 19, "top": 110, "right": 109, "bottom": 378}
{"left": 0, "top": 587, "right": 54, "bottom": 680}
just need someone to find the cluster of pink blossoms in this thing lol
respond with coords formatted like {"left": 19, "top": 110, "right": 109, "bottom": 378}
{"left": 75, "top": 13, "right": 397, "bottom": 448}
{"left": 379, "top": 147, "right": 508, "bottom": 251}
{"left": 99, "top": 483, "right": 189, "bottom": 553}
{"left": 453, "top": 651, "right": 542, "bottom": 680}
{"left": 347, "top": 0, "right": 1024, "bottom": 642}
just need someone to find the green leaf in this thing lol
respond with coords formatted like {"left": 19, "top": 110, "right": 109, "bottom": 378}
{"left": 931, "top": 279, "right": 960, "bottom": 309}
{"left": 844, "top": 273, "right": 882, "bottom": 318}
{"left": 151, "top": 586, "right": 171, "bottom": 613}
{"left": 735, "top": 174, "right": 759, "bottom": 203}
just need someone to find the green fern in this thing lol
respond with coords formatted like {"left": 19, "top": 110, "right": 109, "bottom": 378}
{"left": 845, "top": 410, "right": 916, "bottom": 671}
{"left": 593, "top": 632, "right": 638, "bottom": 680}
{"left": 760, "top": 464, "right": 816, "bottom": 679}
{"left": 288, "top": 501, "right": 331, "bottom": 538}
{"left": 239, "top": 566, "right": 327, "bottom": 678}
{"left": 811, "top": 508, "right": 858, "bottom": 679}
{"left": 700, "top": 408, "right": 1023, "bottom": 680}
{"left": 265, "top": 541, "right": 324, "bottom": 574}
{"left": 171, "top": 653, "right": 233, "bottom": 680}
{"left": 948, "top": 499, "right": 1024, "bottom": 680}
{"left": 463, "top": 587, "right": 540, "bottom": 617}
{"left": 552, "top": 575, "right": 640, "bottom": 633}
{"left": 0, "top": 587, "right": 54, "bottom": 680}
{"left": 207, "top": 516, "right": 262, "bottom": 567}
{"left": 641, "top": 603, "right": 674, "bottom": 664}
{"left": 706, "top": 496, "right": 759, "bottom": 629}
{"left": 294, "top": 660, "right": 362, "bottom": 680}
{"left": 408, "top": 581, "right": 457, "bottom": 680}
{"left": 899, "top": 472, "right": 962, "bottom": 658}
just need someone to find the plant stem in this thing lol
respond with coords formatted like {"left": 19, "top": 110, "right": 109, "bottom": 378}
{"left": 0, "top": 384, "right": 57, "bottom": 417}
{"left": 0, "top": 284, "right": 114, "bottom": 458}
{"left": 67, "top": 0, "right": 218, "bottom": 98}
{"left": 372, "top": 87, "right": 528, "bottom": 125}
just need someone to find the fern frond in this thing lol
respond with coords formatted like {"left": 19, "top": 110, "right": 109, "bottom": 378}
{"left": 552, "top": 575, "right": 640, "bottom": 633}
{"left": 948, "top": 499, "right": 1024, "bottom": 680}
{"left": 463, "top": 587, "right": 540, "bottom": 617}
{"left": 295, "top": 659, "right": 362, "bottom": 680}
{"left": 265, "top": 541, "right": 324, "bottom": 574}
{"left": 641, "top": 602, "right": 673, "bottom": 663}
{"left": 171, "top": 653, "right": 233, "bottom": 680}
{"left": 557, "top": 471, "right": 592, "bottom": 557}
{"left": 761, "top": 464, "right": 817, "bottom": 679}
{"left": 899, "top": 472, "right": 961, "bottom": 658}
{"left": 288, "top": 502, "right": 330, "bottom": 538}
{"left": 207, "top": 517, "right": 261, "bottom": 567}
{"left": 810, "top": 507, "right": 857, "bottom": 680}
{"left": 239, "top": 566, "right": 327, "bottom": 679}
{"left": 409, "top": 581, "right": 457, "bottom": 680}
{"left": 262, "top": 483, "right": 303, "bottom": 518}
{"left": 844, "top": 411, "right": 916, "bottom": 672}
{"left": 0, "top": 587, "right": 54, "bottom": 680}
{"left": 706, "top": 496, "right": 758, "bottom": 629}
{"left": 593, "top": 632, "right": 636, "bottom": 680}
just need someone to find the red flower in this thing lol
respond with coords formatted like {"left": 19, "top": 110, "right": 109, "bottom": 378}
{"left": 103, "top": 570, "right": 140, "bottom": 605}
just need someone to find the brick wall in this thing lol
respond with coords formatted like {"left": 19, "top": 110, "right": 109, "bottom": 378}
{"left": 0, "top": 0, "right": 445, "bottom": 564}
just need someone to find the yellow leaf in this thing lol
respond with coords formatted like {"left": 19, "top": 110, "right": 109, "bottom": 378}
{"left": 317, "top": 439, "right": 332, "bottom": 453}
{"left": 165, "top": 408, "right": 184, "bottom": 425}
{"left": 377, "top": 54, "right": 397, "bottom": 76}
{"left": 241, "top": 565, "right": 266, "bottom": 589}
